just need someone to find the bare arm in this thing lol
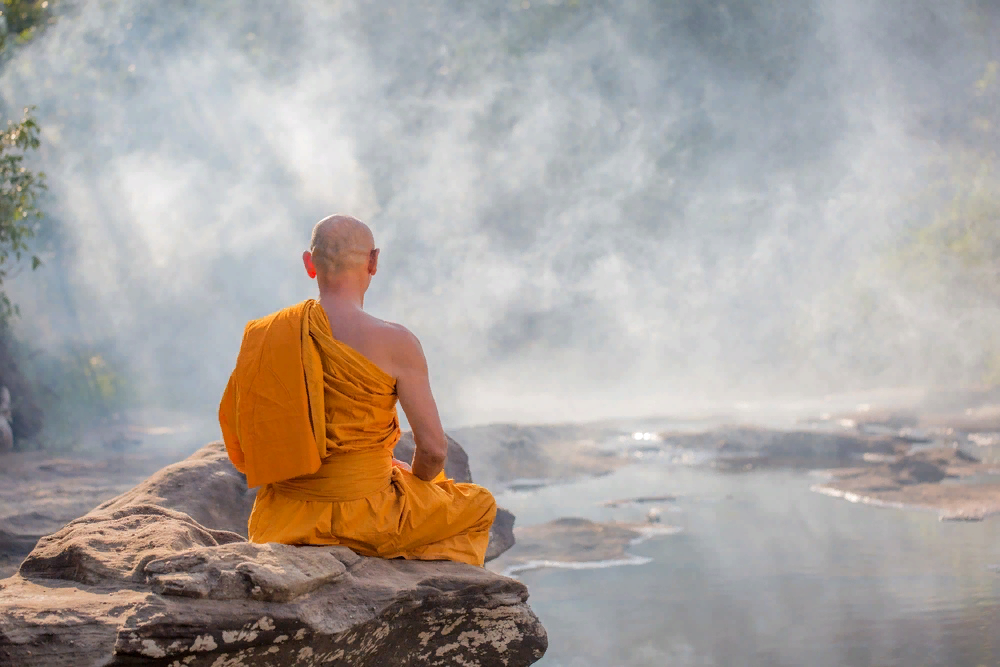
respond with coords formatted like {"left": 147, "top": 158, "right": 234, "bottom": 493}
{"left": 394, "top": 328, "right": 447, "bottom": 481}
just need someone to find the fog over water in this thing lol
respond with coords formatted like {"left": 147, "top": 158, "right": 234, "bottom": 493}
{"left": 2, "top": 0, "right": 997, "bottom": 426}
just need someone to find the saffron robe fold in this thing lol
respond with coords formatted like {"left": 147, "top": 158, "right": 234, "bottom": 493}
{"left": 219, "top": 300, "right": 496, "bottom": 566}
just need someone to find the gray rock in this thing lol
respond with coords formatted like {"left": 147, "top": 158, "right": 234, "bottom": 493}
{"left": 485, "top": 508, "right": 516, "bottom": 563}
{"left": 395, "top": 431, "right": 473, "bottom": 483}
{"left": 447, "top": 423, "right": 625, "bottom": 488}
{"left": 144, "top": 541, "right": 355, "bottom": 602}
{"left": 888, "top": 457, "right": 947, "bottom": 484}
{"left": 0, "top": 442, "right": 547, "bottom": 666}
{"left": 662, "top": 426, "right": 907, "bottom": 465}
{"left": 487, "top": 517, "right": 679, "bottom": 577}
{"left": 19, "top": 504, "right": 246, "bottom": 586}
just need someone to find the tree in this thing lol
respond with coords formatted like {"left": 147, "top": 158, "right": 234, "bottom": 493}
{"left": 0, "top": 0, "right": 53, "bottom": 321}
{"left": 0, "top": 0, "right": 53, "bottom": 53}
{"left": 0, "top": 107, "right": 45, "bottom": 321}
{"left": 0, "top": 0, "right": 53, "bottom": 447}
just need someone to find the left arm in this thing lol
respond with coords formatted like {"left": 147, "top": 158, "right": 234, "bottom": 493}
{"left": 218, "top": 373, "right": 246, "bottom": 474}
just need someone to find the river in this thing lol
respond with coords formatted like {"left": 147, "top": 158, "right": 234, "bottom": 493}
{"left": 497, "top": 440, "right": 1000, "bottom": 667}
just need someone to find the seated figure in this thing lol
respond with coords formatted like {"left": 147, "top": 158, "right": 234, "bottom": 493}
{"left": 219, "top": 215, "right": 497, "bottom": 566}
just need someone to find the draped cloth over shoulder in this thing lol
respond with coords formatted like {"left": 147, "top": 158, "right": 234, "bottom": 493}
{"left": 219, "top": 300, "right": 496, "bottom": 567}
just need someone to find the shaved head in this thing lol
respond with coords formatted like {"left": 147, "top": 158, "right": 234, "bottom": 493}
{"left": 309, "top": 214, "right": 375, "bottom": 277}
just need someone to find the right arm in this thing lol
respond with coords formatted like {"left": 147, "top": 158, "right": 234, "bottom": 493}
{"left": 393, "top": 327, "right": 447, "bottom": 481}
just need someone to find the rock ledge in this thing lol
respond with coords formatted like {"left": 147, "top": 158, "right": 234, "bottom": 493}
{"left": 0, "top": 442, "right": 546, "bottom": 666}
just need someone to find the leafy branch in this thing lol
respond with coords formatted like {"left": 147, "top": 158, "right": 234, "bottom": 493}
{"left": 0, "top": 106, "right": 46, "bottom": 321}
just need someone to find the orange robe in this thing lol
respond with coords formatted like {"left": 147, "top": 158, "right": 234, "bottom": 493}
{"left": 219, "top": 300, "right": 496, "bottom": 566}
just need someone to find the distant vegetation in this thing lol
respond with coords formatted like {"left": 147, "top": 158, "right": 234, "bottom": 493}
{"left": 895, "top": 60, "right": 1000, "bottom": 384}
{"left": 0, "top": 0, "right": 134, "bottom": 450}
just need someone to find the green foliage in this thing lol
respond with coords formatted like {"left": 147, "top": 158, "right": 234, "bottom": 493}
{"left": 18, "top": 339, "right": 138, "bottom": 450}
{"left": 0, "top": 0, "right": 54, "bottom": 52}
{"left": 898, "top": 61, "right": 1000, "bottom": 295}
{"left": 0, "top": 1, "right": 53, "bottom": 323}
{"left": 48, "top": 346, "right": 135, "bottom": 418}
{"left": 888, "top": 59, "right": 1000, "bottom": 384}
{"left": 0, "top": 106, "right": 45, "bottom": 321}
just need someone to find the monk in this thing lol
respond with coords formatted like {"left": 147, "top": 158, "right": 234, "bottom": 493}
{"left": 218, "top": 215, "right": 497, "bottom": 566}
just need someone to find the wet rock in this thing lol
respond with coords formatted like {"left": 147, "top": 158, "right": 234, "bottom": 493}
{"left": 817, "top": 409, "right": 920, "bottom": 432}
{"left": 662, "top": 426, "right": 908, "bottom": 467}
{"left": 603, "top": 495, "right": 676, "bottom": 508}
{"left": 485, "top": 507, "right": 516, "bottom": 562}
{"left": 888, "top": 457, "right": 946, "bottom": 484}
{"left": 488, "top": 517, "right": 680, "bottom": 577}
{"left": 0, "top": 442, "right": 547, "bottom": 666}
{"left": 813, "top": 447, "right": 1000, "bottom": 521}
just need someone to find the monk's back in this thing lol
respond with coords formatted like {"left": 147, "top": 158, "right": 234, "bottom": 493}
{"left": 220, "top": 211, "right": 498, "bottom": 566}
{"left": 319, "top": 297, "right": 401, "bottom": 379}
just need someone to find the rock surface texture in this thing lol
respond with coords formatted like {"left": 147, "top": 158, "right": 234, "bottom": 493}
{"left": 0, "top": 442, "right": 546, "bottom": 666}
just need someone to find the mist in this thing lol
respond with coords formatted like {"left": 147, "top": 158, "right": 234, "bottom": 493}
{"left": 2, "top": 0, "right": 997, "bottom": 428}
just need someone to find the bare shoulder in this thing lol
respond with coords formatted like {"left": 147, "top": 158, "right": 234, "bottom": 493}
{"left": 367, "top": 315, "right": 422, "bottom": 354}
{"left": 368, "top": 317, "right": 424, "bottom": 364}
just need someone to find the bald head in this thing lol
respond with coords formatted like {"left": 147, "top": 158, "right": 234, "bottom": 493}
{"left": 309, "top": 214, "right": 376, "bottom": 278}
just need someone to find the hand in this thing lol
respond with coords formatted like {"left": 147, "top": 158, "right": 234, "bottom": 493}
{"left": 392, "top": 458, "right": 412, "bottom": 472}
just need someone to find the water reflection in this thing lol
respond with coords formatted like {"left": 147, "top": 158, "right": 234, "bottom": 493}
{"left": 498, "top": 461, "right": 1000, "bottom": 666}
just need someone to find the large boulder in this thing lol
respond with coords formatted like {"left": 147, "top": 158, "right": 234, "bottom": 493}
{"left": 0, "top": 442, "right": 547, "bottom": 666}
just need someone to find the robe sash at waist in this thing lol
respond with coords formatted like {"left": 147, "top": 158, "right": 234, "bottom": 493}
{"left": 272, "top": 449, "right": 393, "bottom": 502}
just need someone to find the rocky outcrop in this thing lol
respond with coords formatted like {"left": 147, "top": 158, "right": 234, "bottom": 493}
{"left": 813, "top": 447, "right": 1000, "bottom": 521}
{"left": 448, "top": 423, "right": 626, "bottom": 488}
{"left": 485, "top": 507, "right": 517, "bottom": 563}
{"left": 0, "top": 442, "right": 547, "bottom": 666}
{"left": 487, "top": 517, "right": 679, "bottom": 577}
{"left": 660, "top": 426, "right": 911, "bottom": 469}
{"left": 0, "top": 448, "right": 181, "bottom": 579}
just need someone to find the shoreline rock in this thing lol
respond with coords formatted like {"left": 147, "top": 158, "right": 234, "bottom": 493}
{"left": 659, "top": 426, "right": 911, "bottom": 470}
{"left": 812, "top": 446, "right": 1000, "bottom": 521}
{"left": 487, "top": 517, "right": 680, "bottom": 578}
{"left": 448, "top": 423, "right": 627, "bottom": 489}
{"left": 656, "top": 424, "right": 1000, "bottom": 520}
{"left": 0, "top": 442, "right": 546, "bottom": 666}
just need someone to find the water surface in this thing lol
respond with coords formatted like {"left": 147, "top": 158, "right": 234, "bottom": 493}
{"left": 497, "top": 451, "right": 1000, "bottom": 667}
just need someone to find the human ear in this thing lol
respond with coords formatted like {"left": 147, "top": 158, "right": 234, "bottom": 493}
{"left": 303, "top": 250, "right": 317, "bottom": 279}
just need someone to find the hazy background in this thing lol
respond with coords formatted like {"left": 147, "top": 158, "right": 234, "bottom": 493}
{"left": 2, "top": 0, "right": 998, "bottom": 428}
